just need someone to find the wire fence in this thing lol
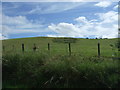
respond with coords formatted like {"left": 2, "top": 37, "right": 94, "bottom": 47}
{"left": 2, "top": 42, "right": 119, "bottom": 58}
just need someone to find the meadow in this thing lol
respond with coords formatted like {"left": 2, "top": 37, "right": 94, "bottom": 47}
{"left": 2, "top": 37, "right": 119, "bottom": 57}
{"left": 2, "top": 37, "right": 120, "bottom": 88}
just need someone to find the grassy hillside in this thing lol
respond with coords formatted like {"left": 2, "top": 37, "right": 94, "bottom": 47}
{"left": 2, "top": 37, "right": 120, "bottom": 88}
{"left": 2, "top": 37, "right": 118, "bottom": 57}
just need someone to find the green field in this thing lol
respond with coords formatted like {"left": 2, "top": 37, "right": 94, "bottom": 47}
{"left": 2, "top": 37, "right": 119, "bottom": 57}
{"left": 2, "top": 37, "right": 120, "bottom": 88}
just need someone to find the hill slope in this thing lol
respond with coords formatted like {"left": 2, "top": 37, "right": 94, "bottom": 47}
{"left": 2, "top": 37, "right": 118, "bottom": 57}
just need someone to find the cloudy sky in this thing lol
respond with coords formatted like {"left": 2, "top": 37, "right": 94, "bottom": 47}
{"left": 0, "top": 0, "right": 119, "bottom": 39}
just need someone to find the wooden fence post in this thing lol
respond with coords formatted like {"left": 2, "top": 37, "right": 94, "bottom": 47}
{"left": 69, "top": 43, "right": 71, "bottom": 56}
{"left": 98, "top": 42, "right": 100, "bottom": 57}
{"left": 33, "top": 43, "right": 37, "bottom": 51}
{"left": 48, "top": 43, "right": 50, "bottom": 51}
{"left": 22, "top": 43, "right": 24, "bottom": 52}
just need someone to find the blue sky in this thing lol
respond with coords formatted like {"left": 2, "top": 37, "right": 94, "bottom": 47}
{"left": 0, "top": 1, "right": 119, "bottom": 39}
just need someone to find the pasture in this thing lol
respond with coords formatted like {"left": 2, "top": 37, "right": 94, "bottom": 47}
{"left": 2, "top": 37, "right": 120, "bottom": 88}
{"left": 2, "top": 37, "right": 118, "bottom": 57}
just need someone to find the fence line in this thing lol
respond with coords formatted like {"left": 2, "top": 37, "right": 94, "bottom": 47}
{"left": 3, "top": 42, "right": 119, "bottom": 58}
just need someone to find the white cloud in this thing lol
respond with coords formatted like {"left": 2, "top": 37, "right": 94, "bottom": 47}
{"left": 28, "top": 3, "right": 83, "bottom": 14}
{"left": 113, "top": 5, "right": 118, "bottom": 10}
{"left": 0, "top": 33, "right": 8, "bottom": 40}
{"left": 95, "top": 1, "right": 112, "bottom": 8}
{"left": 3, "top": 15, "right": 29, "bottom": 25}
{"left": 48, "top": 23, "right": 84, "bottom": 37}
{"left": 2, "top": 14, "right": 45, "bottom": 38}
{"left": 48, "top": 11, "right": 118, "bottom": 38}
{"left": 96, "top": 11, "right": 117, "bottom": 24}
{"left": 47, "top": 35, "right": 67, "bottom": 37}
{"left": 74, "top": 16, "right": 89, "bottom": 24}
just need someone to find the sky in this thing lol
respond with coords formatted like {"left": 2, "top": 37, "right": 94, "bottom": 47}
{"left": 0, "top": 0, "right": 119, "bottom": 39}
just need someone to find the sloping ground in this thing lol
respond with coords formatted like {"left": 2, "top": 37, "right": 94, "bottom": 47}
{"left": 2, "top": 37, "right": 119, "bottom": 57}
{"left": 2, "top": 37, "right": 120, "bottom": 88}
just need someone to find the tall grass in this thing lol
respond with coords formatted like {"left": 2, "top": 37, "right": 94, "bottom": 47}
{"left": 2, "top": 52, "right": 120, "bottom": 88}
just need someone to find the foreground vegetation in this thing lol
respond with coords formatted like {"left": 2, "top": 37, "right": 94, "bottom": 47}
{"left": 2, "top": 37, "right": 120, "bottom": 88}
{"left": 2, "top": 52, "right": 120, "bottom": 88}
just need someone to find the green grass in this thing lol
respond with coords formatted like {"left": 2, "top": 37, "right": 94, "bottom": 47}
{"left": 2, "top": 37, "right": 118, "bottom": 57}
{"left": 2, "top": 37, "right": 120, "bottom": 88}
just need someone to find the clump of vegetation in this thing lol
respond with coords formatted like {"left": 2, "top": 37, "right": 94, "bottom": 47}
{"left": 109, "top": 38, "right": 120, "bottom": 57}
{"left": 116, "top": 38, "right": 120, "bottom": 51}
{"left": 2, "top": 52, "right": 120, "bottom": 88}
